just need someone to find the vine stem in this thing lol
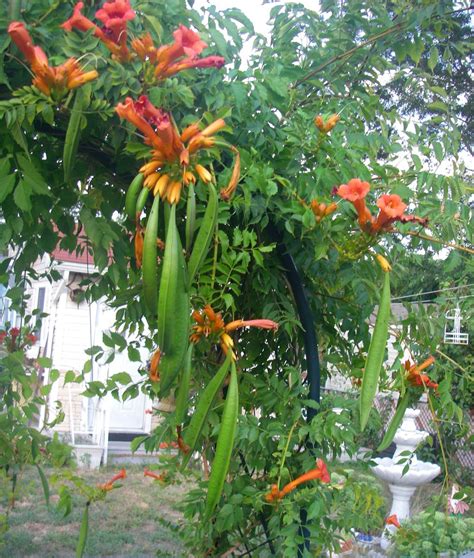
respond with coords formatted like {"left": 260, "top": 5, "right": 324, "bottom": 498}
{"left": 426, "top": 392, "right": 450, "bottom": 513}
{"left": 276, "top": 419, "right": 299, "bottom": 490}
{"left": 292, "top": 21, "right": 406, "bottom": 87}
{"left": 397, "top": 229, "right": 474, "bottom": 255}
{"left": 435, "top": 349, "right": 471, "bottom": 376}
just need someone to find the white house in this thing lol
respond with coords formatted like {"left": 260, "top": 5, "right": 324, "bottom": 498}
{"left": 1, "top": 244, "right": 158, "bottom": 466}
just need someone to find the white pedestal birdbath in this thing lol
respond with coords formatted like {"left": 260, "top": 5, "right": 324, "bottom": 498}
{"left": 372, "top": 408, "right": 441, "bottom": 550}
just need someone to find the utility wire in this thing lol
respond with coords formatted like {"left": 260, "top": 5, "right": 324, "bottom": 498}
{"left": 391, "top": 283, "right": 474, "bottom": 301}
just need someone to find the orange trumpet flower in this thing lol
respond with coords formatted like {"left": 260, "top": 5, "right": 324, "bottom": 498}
{"left": 337, "top": 178, "right": 373, "bottom": 231}
{"left": 405, "top": 356, "right": 438, "bottom": 391}
{"left": 132, "top": 24, "right": 225, "bottom": 81}
{"left": 149, "top": 348, "right": 161, "bottom": 383}
{"left": 265, "top": 459, "right": 330, "bottom": 502}
{"left": 144, "top": 468, "right": 167, "bottom": 482}
{"left": 116, "top": 96, "right": 240, "bottom": 204}
{"left": 97, "top": 468, "right": 126, "bottom": 491}
{"left": 190, "top": 305, "right": 278, "bottom": 358}
{"left": 8, "top": 22, "right": 98, "bottom": 98}
{"left": 386, "top": 514, "right": 401, "bottom": 528}
{"left": 314, "top": 114, "right": 340, "bottom": 133}
{"left": 310, "top": 199, "right": 338, "bottom": 222}
{"left": 62, "top": 1, "right": 135, "bottom": 62}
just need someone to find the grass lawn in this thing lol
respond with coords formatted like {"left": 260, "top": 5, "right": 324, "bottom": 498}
{"left": 1, "top": 465, "right": 192, "bottom": 558}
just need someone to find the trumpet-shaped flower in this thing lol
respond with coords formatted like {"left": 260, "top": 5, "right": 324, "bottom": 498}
{"left": 405, "top": 356, "right": 438, "bottom": 391}
{"left": 144, "top": 468, "right": 167, "bottom": 482}
{"left": 310, "top": 199, "right": 338, "bottom": 222}
{"left": 149, "top": 348, "right": 161, "bottom": 383}
{"left": 265, "top": 459, "right": 330, "bottom": 502}
{"left": 116, "top": 96, "right": 240, "bottom": 204}
{"left": 386, "top": 514, "right": 401, "bottom": 528}
{"left": 132, "top": 24, "right": 225, "bottom": 81}
{"left": 337, "top": 178, "right": 373, "bottom": 230}
{"left": 8, "top": 22, "right": 98, "bottom": 98}
{"left": 62, "top": 1, "right": 135, "bottom": 62}
{"left": 190, "top": 305, "right": 278, "bottom": 358}
{"left": 97, "top": 468, "right": 126, "bottom": 491}
{"left": 314, "top": 114, "right": 340, "bottom": 133}
{"left": 337, "top": 180, "right": 427, "bottom": 234}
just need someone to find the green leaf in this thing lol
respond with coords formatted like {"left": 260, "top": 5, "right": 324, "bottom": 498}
{"left": 0, "top": 174, "right": 16, "bottom": 203}
{"left": 428, "top": 46, "right": 439, "bottom": 71}
{"left": 13, "top": 179, "right": 32, "bottom": 212}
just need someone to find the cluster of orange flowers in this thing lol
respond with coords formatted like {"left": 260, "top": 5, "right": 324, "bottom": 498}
{"left": 265, "top": 459, "right": 330, "bottom": 503}
{"left": 405, "top": 356, "right": 438, "bottom": 391}
{"left": 61, "top": 1, "right": 225, "bottom": 78}
{"left": 132, "top": 24, "right": 225, "bottom": 80}
{"left": 8, "top": 22, "right": 98, "bottom": 98}
{"left": 337, "top": 178, "right": 428, "bottom": 234}
{"left": 61, "top": 0, "right": 136, "bottom": 62}
{"left": 97, "top": 468, "right": 126, "bottom": 491}
{"left": 116, "top": 96, "right": 240, "bottom": 204}
{"left": 190, "top": 305, "right": 278, "bottom": 358}
{"left": 314, "top": 114, "right": 340, "bottom": 134}
{"left": 310, "top": 199, "right": 338, "bottom": 222}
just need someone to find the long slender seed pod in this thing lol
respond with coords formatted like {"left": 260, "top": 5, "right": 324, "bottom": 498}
{"left": 64, "top": 87, "right": 89, "bottom": 182}
{"left": 136, "top": 186, "right": 149, "bottom": 217}
{"left": 142, "top": 195, "right": 160, "bottom": 315}
{"left": 377, "top": 392, "right": 410, "bottom": 452}
{"left": 360, "top": 271, "right": 391, "bottom": 431}
{"left": 125, "top": 174, "right": 144, "bottom": 221}
{"left": 188, "top": 183, "right": 218, "bottom": 287}
{"left": 181, "top": 353, "right": 232, "bottom": 468}
{"left": 204, "top": 361, "right": 239, "bottom": 520}
{"left": 76, "top": 502, "right": 90, "bottom": 558}
{"left": 185, "top": 182, "right": 196, "bottom": 254}
{"left": 157, "top": 205, "right": 189, "bottom": 395}
{"left": 35, "top": 464, "right": 49, "bottom": 507}
{"left": 174, "top": 344, "right": 193, "bottom": 426}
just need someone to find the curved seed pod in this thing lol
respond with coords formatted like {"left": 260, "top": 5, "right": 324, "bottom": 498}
{"left": 204, "top": 361, "right": 239, "bottom": 521}
{"left": 182, "top": 353, "right": 232, "bottom": 468}
{"left": 142, "top": 195, "right": 160, "bottom": 315}
{"left": 136, "top": 187, "right": 150, "bottom": 217}
{"left": 187, "top": 182, "right": 218, "bottom": 287}
{"left": 76, "top": 502, "right": 89, "bottom": 558}
{"left": 125, "top": 174, "right": 144, "bottom": 221}
{"left": 377, "top": 392, "right": 410, "bottom": 452}
{"left": 64, "top": 87, "right": 89, "bottom": 182}
{"left": 360, "top": 271, "right": 391, "bottom": 431}
{"left": 185, "top": 182, "right": 196, "bottom": 254}
{"left": 174, "top": 344, "right": 193, "bottom": 426}
{"left": 35, "top": 464, "right": 49, "bottom": 507}
{"left": 157, "top": 205, "right": 189, "bottom": 395}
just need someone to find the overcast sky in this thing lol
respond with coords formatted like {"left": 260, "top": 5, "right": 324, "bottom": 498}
{"left": 193, "top": 0, "right": 320, "bottom": 35}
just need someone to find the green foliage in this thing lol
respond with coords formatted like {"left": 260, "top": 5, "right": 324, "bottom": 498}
{"left": 0, "top": 0, "right": 472, "bottom": 554}
{"left": 391, "top": 511, "right": 474, "bottom": 558}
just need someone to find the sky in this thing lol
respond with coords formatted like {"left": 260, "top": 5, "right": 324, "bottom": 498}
{"left": 193, "top": 0, "right": 320, "bottom": 35}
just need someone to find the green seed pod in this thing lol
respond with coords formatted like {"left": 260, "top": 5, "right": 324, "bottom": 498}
{"left": 204, "top": 361, "right": 239, "bottom": 521}
{"left": 360, "top": 271, "right": 391, "bottom": 431}
{"left": 125, "top": 174, "right": 144, "bottom": 221}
